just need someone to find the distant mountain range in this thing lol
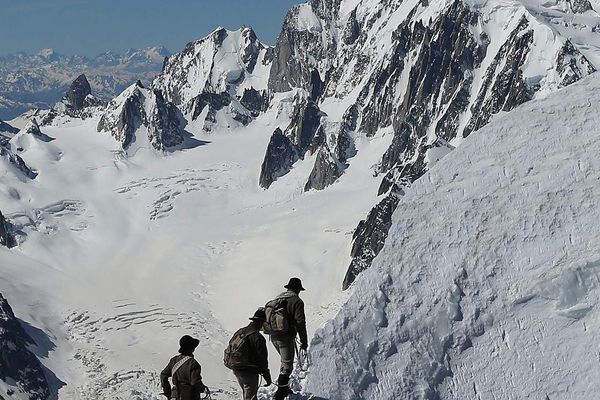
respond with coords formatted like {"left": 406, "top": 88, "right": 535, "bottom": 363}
{"left": 0, "top": 47, "right": 170, "bottom": 119}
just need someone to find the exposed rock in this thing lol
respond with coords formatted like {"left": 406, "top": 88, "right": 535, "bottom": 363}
{"left": 64, "top": 74, "right": 92, "bottom": 110}
{"left": 259, "top": 128, "right": 298, "bottom": 189}
{"left": 0, "top": 293, "right": 50, "bottom": 400}
{"left": 568, "top": 0, "right": 593, "bottom": 13}
{"left": 464, "top": 17, "right": 533, "bottom": 137}
{"left": 98, "top": 83, "right": 146, "bottom": 149}
{"left": 97, "top": 82, "right": 184, "bottom": 151}
{"left": 22, "top": 119, "right": 54, "bottom": 142}
{"left": 305, "top": 145, "right": 343, "bottom": 191}
{"left": 53, "top": 74, "right": 105, "bottom": 118}
{"left": 268, "top": 4, "right": 330, "bottom": 93}
{"left": 0, "top": 146, "right": 38, "bottom": 179}
{"left": 147, "top": 89, "right": 185, "bottom": 150}
{"left": 153, "top": 26, "right": 272, "bottom": 132}
{"left": 259, "top": 96, "right": 326, "bottom": 188}
{"left": 0, "top": 119, "right": 19, "bottom": 135}
{"left": 0, "top": 211, "right": 15, "bottom": 248}
{"left": 288, "top": 99, "right": 325, "bottom": 154}
{"left": 343, "top": 8, "right": 361, "bottom": 45}
{"left": 556, "top": 40, "right": 596, "bottom": 86}
{"left": 343, "top": 193, "right": 400, "bottom": 290}
{"left": 240, "top": 88, "right": 269, "bottom": 117}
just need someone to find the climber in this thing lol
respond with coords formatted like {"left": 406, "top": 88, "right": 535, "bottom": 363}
{"left": 263, "top": 277, "right": 308, "bottom": 400}
{"left": 161, "top": 335, "right": 209, "bottom": 400}
{"left": 224, "top": 308, "right": 272, "bottom": 400}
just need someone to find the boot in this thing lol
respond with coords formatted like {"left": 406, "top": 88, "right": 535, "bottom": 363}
{"left": 273, "top": 374, "right": 292, "bottom": 400}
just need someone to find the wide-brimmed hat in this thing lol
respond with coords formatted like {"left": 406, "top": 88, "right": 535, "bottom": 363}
{"left": 284, "top": 277, "right": 305, "bottom": 291}
{"left": 249, "top": 308, "right": 267, "bottom": 322}
{"left": 179, "top": 335, "right": 200, "bottom": 353}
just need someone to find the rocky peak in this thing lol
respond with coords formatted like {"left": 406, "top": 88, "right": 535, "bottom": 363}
{"left": 152, "top": 26, "right": 273, "bottom": 132}
{"left": 0, "top": 293, "right": 50, "bottom": 400}
{"left": 64, "top": 74, "right": 92, "bottom": 110}
{"left": 97, "top": 83, "right": 185, "bottom": 151}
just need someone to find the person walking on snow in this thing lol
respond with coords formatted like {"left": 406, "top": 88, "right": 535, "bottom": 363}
{"left": 224, "top": 308, "right": 273, "bottom": 400}
{"left": 267, "top": 277, "right": 308, "bottom": 400}
{"left": 161, "top": 335, "right": 209, "bottom": 400}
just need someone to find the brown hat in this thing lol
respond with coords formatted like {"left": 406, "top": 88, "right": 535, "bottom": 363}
{"left": 178, "top": 335, "right": 200, "bottom": 353}
{"left": 284, "top": 277, "right": 305, "bottom": 291}
{"left": 249, "top": 308, "right": 267, "bottom": 322}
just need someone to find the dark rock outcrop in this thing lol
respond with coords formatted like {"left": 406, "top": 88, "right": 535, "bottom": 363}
{"left": 305, "top": 146, "right": 343, "bottom": 191}
{"left": 0, "top": 293, "right": 50, "bottom": 400}
{"left": 148, "top": 89, "right": 185, "bottom": 150}
{"left": 556, "top": 40, "right": 596, "bottom": 86}
{"left": 268, "top": 5, "right": 328, "bottom": 93}
{"left": 259, "top": 97, "right": 325, "bottom": 188}
{"left": 97, "top": 83, "right": 146, "bottom": 149}
{"left": 0, "top": 211, "right": 15, "bottom": 248}
{"left": 97, "top": 82, "right": 184, "bottom": 151}
{"left": 464, "top": 17, "right": 533, "bottom": 137}
{"left": 0, "top": 120, "right": 19, "bottom": 135}
{"left": 343, "top": 193, "right": 400, "bottom": 290}
{"left": 153, "top": 26, "right": 272, "bottom": 132}
{"left": 568, "top": 0, "right": 593, "bottom": 13}
{"left": 240, "top": 88, "right": 269, "bottom": 117}
{"left": 0, "top": 147, "right": 38, "bottom": 179}
{"left": 259, "top": 128, "right": 298, "bottom": 189}
{"left": 64, "top": 74, "right": 92, "bottom": 110}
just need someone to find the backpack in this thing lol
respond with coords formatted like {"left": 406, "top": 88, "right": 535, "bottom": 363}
{"left": 263, "top": 297, "right": 290, "bottom": 335}
{"left": 224, "top": 329, "right": 255, "bottom": 370}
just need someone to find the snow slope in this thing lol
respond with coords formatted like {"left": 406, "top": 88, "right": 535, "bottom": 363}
{"left": 305, "top": 74, "right": 600, "bottom": 399}
{"left": 0, "top": 91, "right": 391, "bottom": 399}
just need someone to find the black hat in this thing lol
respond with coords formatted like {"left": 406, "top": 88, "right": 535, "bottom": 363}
{"left": 178, "top": 335, "right": 200, "bottom": 353}
{"left": 249, "top": 308, "right": 267, "bottom": 322}
{"left": 284, "top": 277, "right": 305, "bottom": 291}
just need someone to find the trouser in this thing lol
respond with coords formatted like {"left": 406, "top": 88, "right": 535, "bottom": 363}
{"left": 270, "top": 336, "right": 296, "bottom": 375}
{"left": 233, "top": 370, "right": 259, "bottom": 400}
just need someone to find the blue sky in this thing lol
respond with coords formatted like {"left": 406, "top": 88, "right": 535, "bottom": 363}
{"left": 0, "top": 0, "right": 300, "bottom": 56}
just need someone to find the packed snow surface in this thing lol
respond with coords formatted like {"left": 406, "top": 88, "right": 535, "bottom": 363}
{"left": 305, "top": 74, "right": 600, "bottom": 399}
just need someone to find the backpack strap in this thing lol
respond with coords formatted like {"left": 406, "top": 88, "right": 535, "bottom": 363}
{"left": 172, "top": 356, "right": 192, "bottom": 377}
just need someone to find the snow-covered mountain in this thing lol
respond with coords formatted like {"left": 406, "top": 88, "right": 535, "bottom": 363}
{"left": 2, "top": 0, "right": 600, "bottom": 399}
{"left": 260, "top": 0, "right": 599, "bottom": 290}
{"left": 305, "top": 74, "right": 600, "bottom": 400}
{"left": 153, "top": 26, "right": 272, "bottom": 133}
{"left": 0, "top": 47, "right": 170, "bottom": 120}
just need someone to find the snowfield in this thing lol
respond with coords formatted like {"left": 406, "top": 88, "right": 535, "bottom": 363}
{"left": 305, "top": 74, "right": 600, "bottom": 399}
{"left": 0, "top": 96, "right": 388, "bottom": 399}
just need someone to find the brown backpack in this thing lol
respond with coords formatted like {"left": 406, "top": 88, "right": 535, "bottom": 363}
{"left": 224, "top": 329, "right": 256, "bottom": 370}
{"left": 263, "top": 297, "right": 291, "bottom": 335}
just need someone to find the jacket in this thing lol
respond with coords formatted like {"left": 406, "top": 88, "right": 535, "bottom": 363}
{"left": 160, "top": 353, "right": 206, "bottom": 400}
{"left": 231, "top": 324, "right": 269, "bottom": 375}
{"left": 272, "top": 290, "right": 308, "bottom": 346}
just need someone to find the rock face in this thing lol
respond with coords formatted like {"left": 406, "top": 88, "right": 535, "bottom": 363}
{"left": 0, "top": 211, "right": 15, "bottom": 248}
{"left": 0, "top": 120, "right": 18, "bottom": 135}
{"left": 153, "top": 26, "right": 272, "bottom": 132}
{"left": 259, "top": 128, "right": 298, "bottom": 189}
{"left": 64, "top": 74, "right": 92, "bottom": 110}
{"left": 0, "top": 293, "right": 50, "bottom": 400}
{"left": 97, "top": 82, "right": 185, "bottom": 151}
{"left": 262, "top": 0, "right": 598, "bottom": 288}
{"left": 0, "top": 146, "right": 38, "bottom": 180}
{"left": 259, "top": 96, "right": 325, "bottom": 188}
{"left": 342, "top": 193, "right": 400, "bottom": 289}
{"left": 53, "top": 74, "right": 105, "bottom": 119}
